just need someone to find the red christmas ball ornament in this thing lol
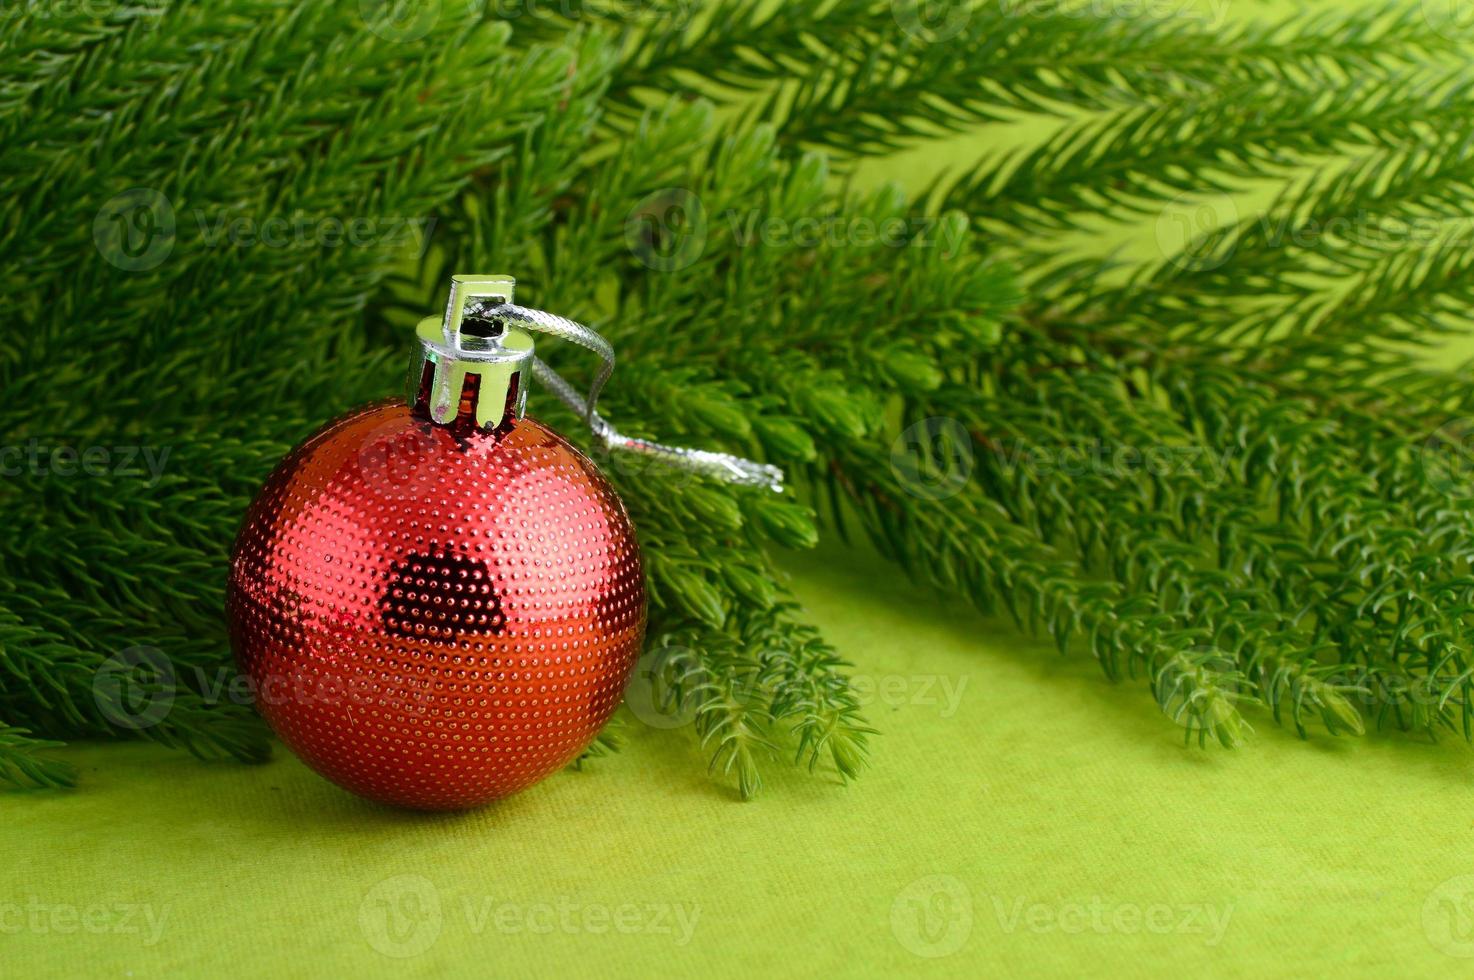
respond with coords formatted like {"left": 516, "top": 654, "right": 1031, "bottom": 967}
{"left": 227, "top": 275, "right": 645, "bottom": 809}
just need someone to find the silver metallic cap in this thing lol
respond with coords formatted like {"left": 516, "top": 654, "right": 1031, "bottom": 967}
{"left": 409, "top": 274, "right": 535, "bottom": 428}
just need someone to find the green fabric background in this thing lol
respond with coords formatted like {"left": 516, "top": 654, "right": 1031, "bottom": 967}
{"left": 7, "top": 544, "right": 1474, "bottom": 976}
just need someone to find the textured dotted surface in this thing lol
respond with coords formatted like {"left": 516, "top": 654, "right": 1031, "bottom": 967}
{"left": 226, "top": 401, "right": 646, "bottom": 810}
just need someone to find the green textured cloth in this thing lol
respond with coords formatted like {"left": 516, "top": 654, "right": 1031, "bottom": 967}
{"left": 6, "top": 544, "right": 1473, "bottom": 976}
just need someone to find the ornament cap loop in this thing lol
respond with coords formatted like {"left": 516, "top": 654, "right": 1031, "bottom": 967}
{"left": 407, "top": 274, "right": 786, "bottom": 492}
{"left": 410, "top": 274, "right": 534, "bottom": 429}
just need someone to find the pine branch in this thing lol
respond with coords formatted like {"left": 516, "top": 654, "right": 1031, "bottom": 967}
{"left": 611, "top": 1, "right": 1471, "bottom": 158}
{"left": 0, "top": 721, "right": 75, "bottom": 791}
{"left": 13, "top": 0, "right": 1474, "bottom": 796}
{"left": 946, "top": 70, "right": 1474, "bottom": 237}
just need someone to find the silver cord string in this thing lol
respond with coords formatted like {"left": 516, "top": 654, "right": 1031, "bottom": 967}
{"left": 472, "top": 302, "right": 785, "bottom": 492}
